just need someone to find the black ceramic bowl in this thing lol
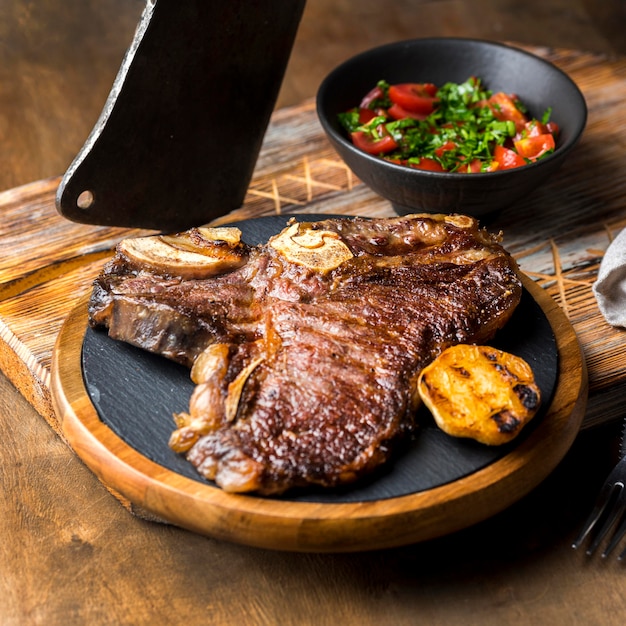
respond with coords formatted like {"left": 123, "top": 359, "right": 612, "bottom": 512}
{"left": 316, "top": 38, "right": 587, "bottom": 218}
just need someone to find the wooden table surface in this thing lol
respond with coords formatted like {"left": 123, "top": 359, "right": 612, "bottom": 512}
{"left": 2, "top": 1, "right": 626, "bottom": 624}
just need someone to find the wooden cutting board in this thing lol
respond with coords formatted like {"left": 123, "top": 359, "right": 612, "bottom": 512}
{"left": 0, "top": 45, "right": 624, "bottom": 547}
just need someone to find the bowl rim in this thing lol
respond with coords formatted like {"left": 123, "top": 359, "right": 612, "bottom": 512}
{"left": 316, "top": 36, "right": 588, "bottom": 180}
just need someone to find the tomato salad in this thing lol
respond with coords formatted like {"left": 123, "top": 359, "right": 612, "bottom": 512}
{"left": 337, "top": 77, "right": 558, "bottom": 173}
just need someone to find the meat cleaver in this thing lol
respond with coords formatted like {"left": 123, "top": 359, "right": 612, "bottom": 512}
{"left": 56, "top": 0, "right": 306, "bottom": 231}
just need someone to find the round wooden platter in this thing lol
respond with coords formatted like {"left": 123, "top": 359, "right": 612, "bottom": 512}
{"left": 50, "top": 273, "right": 587, "bottom": 553}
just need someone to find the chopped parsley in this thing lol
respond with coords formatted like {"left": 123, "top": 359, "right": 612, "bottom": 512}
{"left": 338, "top": 77, "right": 557, "bottom": 173}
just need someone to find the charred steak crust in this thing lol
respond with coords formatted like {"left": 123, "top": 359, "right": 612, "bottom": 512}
{"left": 88, "top": 214, "right": 522, "bottom": 495}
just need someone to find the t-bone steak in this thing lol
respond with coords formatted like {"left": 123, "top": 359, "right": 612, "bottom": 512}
{"left": 88, "top": 214, "right": 522, "bottom": 495}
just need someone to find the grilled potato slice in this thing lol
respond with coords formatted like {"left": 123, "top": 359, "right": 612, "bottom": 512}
{"left": 417, "top": 344, "right": 541, "bottom": 445}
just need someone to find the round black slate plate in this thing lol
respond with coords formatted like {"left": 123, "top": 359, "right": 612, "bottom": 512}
{"left": 81, "top": 214, "right": 558, "bottom": 503}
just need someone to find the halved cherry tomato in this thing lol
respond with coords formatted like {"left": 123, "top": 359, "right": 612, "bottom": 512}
{"left": 456, "top": 158, "right": 498, "bottom": 173}
{"left": 388, "top": 83, "right": 438, "bottom": 115}
{"left": 434, "top": 141, "right": 457, "bottom": 158}
{"left": 494, "top": 144, "right": 527, "bottom": 169}
{"left": 351, "top": 127, "right": 398, "bottom": 155}
{"left": 519, "top": 120, "right": 547, "bottom": 138}
{"left": 514, "top": 119, "right": 559, "bottom": 141}
{"left": 465, "top": 159, "right": 485, "bottom": 173}
{"left": 356, "top": 107, "right": 379, "bottom": 124}
{"left": 514, "top": 133, "right": 555, "bottom": 160}
{"left": 483, "top": 92, "right": 528, "bottom": 132}
{"left": 408, "top": 158, "right": 445, "bottom": 172}
{"left": 387, "top": 102, "right": 430, "bottom": 121}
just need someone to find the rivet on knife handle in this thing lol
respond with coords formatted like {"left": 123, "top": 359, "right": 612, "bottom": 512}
{"left": 56, "top": 0, "right": 306, "bottom": 231}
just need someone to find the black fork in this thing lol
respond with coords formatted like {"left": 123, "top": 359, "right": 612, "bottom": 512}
{"left": 572, "top": 418, "right": 626, "bottom": 560}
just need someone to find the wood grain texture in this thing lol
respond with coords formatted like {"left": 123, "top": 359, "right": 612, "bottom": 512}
{"left": 0, "top": 178, "right": 149, "bottom": 431}
{"left": 1, "top": 46, "right": 625, "bottom": 434}
{"left": 50, "top": 276, "right": 586, "bottom": 551}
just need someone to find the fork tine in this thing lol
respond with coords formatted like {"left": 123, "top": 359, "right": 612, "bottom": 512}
{"left": 583, "top": 489, "right": 622, "bottom": 556}
{"left": 574, "top": 419, "right": 626, "bottom": 559}
{"left": 601, "top": 507, "right": 626, "bottom": 558}
{"left": 572, "top": 481, "right": 619, "bottom": 551}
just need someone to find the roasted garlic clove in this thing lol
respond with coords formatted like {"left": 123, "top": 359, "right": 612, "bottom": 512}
{"left": 118, "top": 227, "right": 247, "bottom": 278}
{"left": 224, "top": 356, "right": 265, "bottom": 422}
{"left": 190, "top": 343, "right": 231, "bottom": 385}
{"left": 269, "top": 222, "right": 353, "bottom": 273}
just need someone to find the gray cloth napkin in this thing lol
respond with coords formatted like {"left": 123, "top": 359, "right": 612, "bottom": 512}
{"left": 593, "top": 228, "right": 626, "bottom": 328}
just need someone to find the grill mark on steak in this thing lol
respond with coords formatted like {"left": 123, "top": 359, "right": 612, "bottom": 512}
{"left": 88, "top": 214, "right": 522, "bottom": 495}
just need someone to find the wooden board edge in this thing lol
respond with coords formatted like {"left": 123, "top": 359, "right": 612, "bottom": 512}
{"left": 0, "top": 322, "right": 59, "bottom": 436}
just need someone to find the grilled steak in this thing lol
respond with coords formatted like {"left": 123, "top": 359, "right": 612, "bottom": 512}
{"left": 89, "top": 214, "right": 522, "bottom": 495}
